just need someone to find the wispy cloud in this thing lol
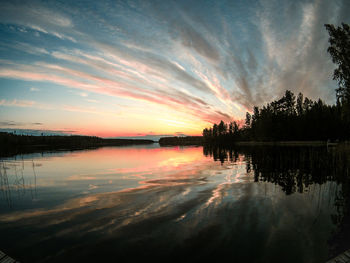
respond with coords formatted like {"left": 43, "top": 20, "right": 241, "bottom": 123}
{"left": 0, "top": 57, "right": 231, "bottom": 123}
{"left": 0, "top": 99, "right": 36, "bottom": 107}
{"left": 255, "top": 0, "right": 348, "bottom": 101}
{"left": 0, "top": 1, "right": 77, "bottom": 43}
{"left": 0, "top": 120, "right": 42, "bottom": 127}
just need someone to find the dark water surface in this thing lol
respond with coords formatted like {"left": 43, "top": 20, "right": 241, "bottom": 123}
{"left": 0, "top": 144, "right": 349, "bottom": 262}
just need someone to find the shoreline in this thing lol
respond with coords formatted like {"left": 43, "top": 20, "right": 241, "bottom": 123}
{"left": 0, "top": 132, "right": 155, "bottom": 157}
{"left": 158, "top": 136, "right": 347, "bottom": 147}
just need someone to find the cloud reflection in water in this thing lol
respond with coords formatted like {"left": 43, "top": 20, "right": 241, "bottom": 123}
{"left": 0, "top": 145, "right": 345, "bottom": 262}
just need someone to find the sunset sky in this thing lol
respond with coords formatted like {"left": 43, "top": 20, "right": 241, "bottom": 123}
{"left": 0, "top": 0, "right": 349, "bottom": 138}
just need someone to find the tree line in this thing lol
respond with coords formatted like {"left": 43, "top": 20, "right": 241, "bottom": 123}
{"left": 203, "top": 23, "right": 350, "bottom": 143}
{"left": 203, "top": 90, "right": 346, "bottom": 142}
{"left": 0, "top": 132, "right": 154, "bottom": 157}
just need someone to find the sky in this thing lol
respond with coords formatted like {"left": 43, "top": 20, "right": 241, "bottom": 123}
{"left": 0, "top": 0, "right": 349, "bottom": 138}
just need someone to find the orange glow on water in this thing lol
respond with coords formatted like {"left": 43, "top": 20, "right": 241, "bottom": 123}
{"left": 65, "top": 146, "right": 206, "bottom": 173}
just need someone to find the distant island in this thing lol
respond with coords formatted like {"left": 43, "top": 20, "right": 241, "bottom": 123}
{"left": 0, "top": 132, "right": 154, "bottom": 157}
{"left": 158, "top": 136, "right": 203, "bottom": 146}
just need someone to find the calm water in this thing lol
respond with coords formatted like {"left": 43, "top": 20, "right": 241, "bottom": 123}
{"left": 0, "top": 144, "right": 349, "bottom": 262}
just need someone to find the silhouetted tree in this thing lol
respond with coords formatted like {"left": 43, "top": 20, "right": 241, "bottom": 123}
{"left": 245, "top": 112, "right": 251, "bottom": 128}
{"left": 325, "top": 23, "right": 350, "bottom": 131}
{"left": 325, "top": 23, "right": 350, "bottom": 104}
{"left": 284, "top": 90, "right": 296, "bottom": 116}
{"left": 202, "top": 128, "right": 210, "bottom": 137}
{"left": 233, "top": 121, "right": 239, "bottom": 134}
{"left": 303, "top": 97, "right": 313, "bottom": 112}
{"left": 218, "top": 120, "right": 227, "bottom": 136}
{"left": 213, "top": 124, "right": 218, "bottom": 137}
{"left": 229, "top": 122, "right": 234, "bottom": 135}
{"left": 296, "top": 92, "right": 304, "bottom": 116}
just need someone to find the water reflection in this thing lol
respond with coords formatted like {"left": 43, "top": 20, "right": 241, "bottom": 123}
{"left": 203, "top": 145, "right": 350, "bottom": 195}
{"left": 203, "top": 144, "right": 350, "bottom": 258}
{"left": 0, "top": 145, "right": 349, "bottom": 262}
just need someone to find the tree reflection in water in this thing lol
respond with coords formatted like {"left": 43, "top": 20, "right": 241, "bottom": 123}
{"left": 203, "top": 144, "right": 350, "bottom": 256}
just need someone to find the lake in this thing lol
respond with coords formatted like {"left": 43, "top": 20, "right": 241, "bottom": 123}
{"left": 0, "top": 144, "right": 349, "bottom": 262}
